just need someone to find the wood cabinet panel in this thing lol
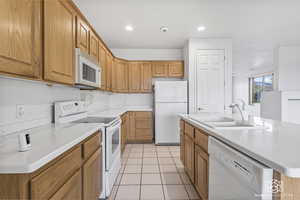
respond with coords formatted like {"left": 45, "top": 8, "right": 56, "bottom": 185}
{"left": 152, "top": 62, "right": 169, "bottom": 77}
{"left": 31, "top": 146, "right": 81, "bottom": 199}
{"left": 89, "top": 31, "right": 99, "bottom": 62}
{"left": 141, "top": 62, "right": 152, "bottom": 93}
{"left": 135, "top": 129, "right": 153, "bottom": 140}
{"left": 76, "top": 16, "right": 89, "bottom": 54}
{"left": 0, "top": 0, "right": 42, "bottom": 79}
{"left": 184, "top": 135, "right": 195, "bottom": 183}
{"left": 180, "top": 120, "right": 184, "bottom": 131}
{"left": 195, "top": 129, "right": 208, "bottom": 153}
{"left": 121, "top": 113, "right": 128, "bottom": 153}
{"left": 184, "top": 122, "right": 195, "bottom": 139}
{"left": 180, "top": 131, "right": 185, "bottom": 164}
{"left": 195, "top": 145, "right": 209, "bottom": 200}
{"left": 99, "top": 45, "right": 107, "bottom": 89}
{"left": 135, "top": 118, "right": 152, "bottom": 129}
{"left": 83, "top": 132, "right": 101, "bottom": 160}
{"left": 129, "top": 62, "right": 142, "bottom": 92}
{"left": 135, "top": 111, "right": 152, "bottom": 118}
{"left": 44, "top": 0, "right": 75, "bottom": 85}
{"left": 49, "top": 170, "right": 82, "bottom": 200}
{"left": 83, "top": 148, "right": 102, "bottom": 200}
{"left": 106, "top": 53, "right": 113, "bottom": 91}
{"left": 128, "top": 112, "right": 136, "bottom": 141}
{"left": 112, "top": 59, "right": 128, "bottom": 92}
{"left": 168, "top": 61, "right": 184, "bottom": 77}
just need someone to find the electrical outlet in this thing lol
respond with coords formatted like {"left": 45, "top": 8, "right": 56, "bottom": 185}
{"left": 16, "top": 104, "right": 25, "bottom": 119}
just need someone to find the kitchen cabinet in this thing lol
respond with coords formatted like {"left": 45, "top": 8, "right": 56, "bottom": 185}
{"left": 180, "top": 120, "right": 185, "bottom": 164}
{"left": 152, "top": 62, "right": 169, "bottom": 77}
{"left": 128, "top": 111, "right": 153, "bottom": 143}
{"left": 121, "top": 112, "right": 129, "bottom": 153}
{"left": 168, "top": 61, "right": 184, "bottom": 77}
{"left": 129, "top": 62, "right": 142, "bottom": 92}
{"left": 44, "top": 0, "right": 75, "bottom": 85}
{"left": 76, "top": 16, "right": 90, "bottom": 54}
{"left": 99, "top": 44, "right": 107, "bottom": 89}
{"left": 89, "top": 30, "right": 99, "bottom": 63}
{"left": 184, "top": 134, "right": 195, "bottom": 183}
{"left": 141, "top": 62, "right": 153, "bottom": 93}
{"left": 83, "top": 148, "right": 102, "bottom": 200}
{"left": 0, "top": 131, "right": 102, "bottom": 200}
{"left": 0, "top": 0, "right": 42, "bottom": 79}
{"left": 194, "top": 145, "right": 209, "bottom": 200}
{"left": 112, "top": 59, "right": 129, "bottom": 93}
{"left": 106, "top": 53, "right": 113, "bottom": 91}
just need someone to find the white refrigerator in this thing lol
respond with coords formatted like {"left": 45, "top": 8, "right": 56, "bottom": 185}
{"left": 154, "top": 81, "right": 188, "bottom": 145}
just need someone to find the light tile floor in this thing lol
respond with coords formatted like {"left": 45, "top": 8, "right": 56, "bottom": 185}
{"left": 109, "top": 144, "right": 201, "bottom": 200}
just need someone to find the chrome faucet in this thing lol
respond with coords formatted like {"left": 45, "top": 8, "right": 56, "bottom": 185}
{"left": 229, "top": 103, "right": 245, "bottom": 122}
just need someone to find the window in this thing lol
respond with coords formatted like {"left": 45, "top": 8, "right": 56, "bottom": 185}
{"left": 249, "top": 73, "right": 274, "bottom": 104}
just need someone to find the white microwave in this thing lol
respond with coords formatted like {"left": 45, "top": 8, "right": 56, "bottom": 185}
{"left": 75, "top": 48, "right": 101, "bottom": 89}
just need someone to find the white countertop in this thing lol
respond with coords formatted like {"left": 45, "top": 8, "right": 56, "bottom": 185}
{"left": 180, "top": 113, "right": 300, "bottom": 178}
{"left": 0, "top": 106, "right": 153, "bottom": 174}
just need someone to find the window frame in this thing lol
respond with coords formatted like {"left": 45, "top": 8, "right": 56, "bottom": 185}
{"left": 249, "top": 72, "right": 274, "bottom": 105}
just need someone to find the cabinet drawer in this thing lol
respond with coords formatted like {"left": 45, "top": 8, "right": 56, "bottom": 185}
{"left": 136, "top": 129, "right": 153, "bottom": 139}
{"left": 184, "top": 122, "right": 194, "bottom": 138}
{"left": 180, "top": 120, "right": 184, "bottom": 131}
{"left": 135, "top": 112, "right": 152, "bottom": 118}
{"left": 195, "top": 129, "right": 208, "bottom": 153}
{"left": 49, "top": 170, "right": 82, "bottom": 200}
{"left": 135, "top": 119, "right": 152, "bottom": 129}
{"left": 83, "top": 132, "right": 101, "bottom": 160}
{"left": 31, "top": 147, "right": 81, "bottom": 199}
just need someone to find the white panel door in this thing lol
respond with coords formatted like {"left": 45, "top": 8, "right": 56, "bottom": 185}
{"left": 196, "top": 50, "right": 225, "bottom": 113}
{"left": 155, "top": 102, "right": 187, "bottom": 144}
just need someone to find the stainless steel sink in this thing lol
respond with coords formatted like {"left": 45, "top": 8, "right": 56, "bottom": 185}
{"left": 203, "top": 121, "right": 263, "bottom": 130}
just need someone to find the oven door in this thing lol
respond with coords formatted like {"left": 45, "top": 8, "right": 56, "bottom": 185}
{"left": 105, "top": 120, "right": 121, "bottom": 170}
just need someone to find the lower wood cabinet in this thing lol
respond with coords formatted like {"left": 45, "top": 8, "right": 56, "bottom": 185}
{"left": 128, "top": 111, "right": 153, "bottom": 143}
{"left": 0, "top": 131, "right": 102, "bottom": 200}
{"left": 194, "top": 145, "right": 209, "bottom": 200}
{"left": 184, "top": 134, "right": 195, "bottom": 183}
{"left": 121, "top": 112, "right": 129, "bottom": 153}
{"left": 83, "top": 148, "right": 102, "bottom": 200}
{"left": 180, "top": 131, "right": 185, "bottom": 164}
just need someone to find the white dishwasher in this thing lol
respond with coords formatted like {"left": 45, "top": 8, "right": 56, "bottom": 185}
{"left": 208, "top": 137, "right": 273, "bottom": 200}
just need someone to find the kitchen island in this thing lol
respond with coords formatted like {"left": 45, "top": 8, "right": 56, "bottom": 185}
{"left": 179, "top": 113, "right": 300, "bottom": 200}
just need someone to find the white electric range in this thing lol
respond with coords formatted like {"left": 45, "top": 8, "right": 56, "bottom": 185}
{"left": 54, "top": 101, "right": 121, "bottom": 199}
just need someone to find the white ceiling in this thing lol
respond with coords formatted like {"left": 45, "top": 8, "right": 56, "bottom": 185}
{"left": 74, "top": 0, "right": 300, "bottom": 73}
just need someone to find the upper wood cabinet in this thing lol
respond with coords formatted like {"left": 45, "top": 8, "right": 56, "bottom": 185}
{"left": 128, "top": 62, "right": 142, "bottom": 93}
{"left": 89, "top": 30, "right": 99, "bottom": 63}
{"left": 168, "top": 61, "right": 184, "bottom": 77}
{"left": 152, "top": 61, "right": 184, "bottom": 78}
{"left": 106, "top": 53, "right": 113, "bottom": 91}
{"left": 99, "top": 45, "right": 107, "bottom": 89}
{"left": 76, "top": 16, "right": 89, "bottom": 54}
{"left": 112, "top": 59, "right": 128, "bottom": 93}
{"left": 141, "top": 62, "right": 153, "bottom": 93}
{"left": 152, "top": 62, "right": 169, "bottom": 77}
{"left": 44, "top": 0, "right": 75, "bottom": 85}
{"left": 0, "top": 0, "right": 42, "bottom": 79}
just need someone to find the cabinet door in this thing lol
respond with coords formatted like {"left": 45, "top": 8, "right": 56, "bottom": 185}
{"left": 180, "top": 132, "right": 185, "bottom": 164}
{"left": 184, "top": 135, "right": 195, "bottom": 183}
{"left": 152, "top": 62, "right": 168, "bottom": 77}
{"left": 168, "top": 61, "right": 184, "bottom": 77}
{"left": 0, "top": 0, "right": 42, "bottom": 79}
{"left": 121, "top": 113, "right": 127, "bottom": 153}
{"left": 106, "top": 53, "right": 113, "bottom": 91}
{"left": 76, "top": 16, "right": 89, "bottom": 54}
{"left": 194, "top": 145, "right": 209, "bottom": 200}
{"left": 99, "top": 45, "right": 106, "bottom": 89}
{"left": 128, "top": 62, "right": 142, "bottom": 93}
{"left": 44, "top": 0, "right": 75, "bottom": 85}
{"left": 83, "top": 148, "right": 102, "bottom": 200}
{"left": 127, "top": 112, "right": 136, "bottom": 142}
{"left": 89, "top": 31, "right": 99, "bottom": 62}
{"left": 141, "top": 62, "right": 152, "bottom": 93}
{"left": 112, "top": 60, "right": 128, "bottom": 92}
{"left": 49, "top": 170, "right": 82, "bottom": 200}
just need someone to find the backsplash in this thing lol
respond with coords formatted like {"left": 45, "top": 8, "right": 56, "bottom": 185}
{"left": 0, "top": 77, "right": 152, "bottom": 136}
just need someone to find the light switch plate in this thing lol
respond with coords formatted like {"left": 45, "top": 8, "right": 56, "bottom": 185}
{"left": 16, "top": 104, "right": 25, "bottom": 119}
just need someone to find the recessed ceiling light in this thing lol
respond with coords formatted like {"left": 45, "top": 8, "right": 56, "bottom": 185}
{"left": 160, "top": 26, "right": 168, "bottom": 32}
{"left": 125, "top": 25, "right": 134, "bottom": 31}
{"left": 197, "top": 26, "right": 206, "bottom": 32}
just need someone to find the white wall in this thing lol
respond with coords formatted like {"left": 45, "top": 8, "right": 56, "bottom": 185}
{"left": 0, "top": 77, "right": 152, "bottom": 136}
{"left": 185, "top": 38, "right": 233, "bottom": 114}
{"left": 278, "top": 45, "right": 300, "bottom": 91}
{"left": 111, "top": 49, "right": 183, "bottom": 60}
